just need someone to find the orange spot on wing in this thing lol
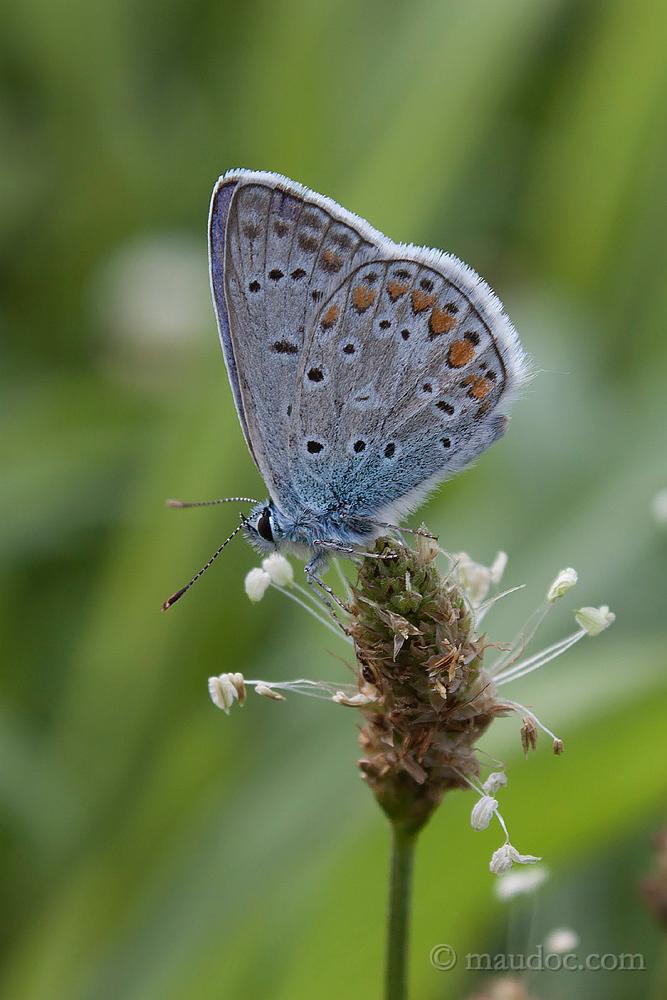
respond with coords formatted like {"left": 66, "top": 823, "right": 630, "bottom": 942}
{"left": 298, "top": 232, "right": 319, "bottom": 253}
{"left": 447, "top": 340, "right": 475, "bottom": 368}
{"left": 387, "top": 280, "right": 409, "bottom": 301}
{"left": 320, "top": 248, "right": 343, "bottom": 273}
{"left": 468, "top": 376, "right": 493, "bottom": 399}
{"left": 321, "top": 304, "right": 341, "bottom": 329}
{"left": 352, "top": 285, "right": 376, "bottom": 312}
{"left": 411, "top": 289, "right": 436, "bottom": 313}
{"left": 429, "top": 306, "right": 456, "bottom": 336}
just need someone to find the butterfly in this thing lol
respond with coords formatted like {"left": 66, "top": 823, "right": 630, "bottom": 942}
{"left": 162, "top": 170, "right": 527, "bottom": 610}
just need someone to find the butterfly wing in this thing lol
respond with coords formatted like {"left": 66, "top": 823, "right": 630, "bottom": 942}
{"left": 209, "top": 169, "right": 380, "bottom": 510}
{"left": 291, "top": 252, "right": 527, "bottom": 521}
{"left": 210, "top": 169, "right": 527, "bottom": 523}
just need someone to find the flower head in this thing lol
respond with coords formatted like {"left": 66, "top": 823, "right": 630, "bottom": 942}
{"left": 233, "top": 532, "right": 615, "bottom": 870}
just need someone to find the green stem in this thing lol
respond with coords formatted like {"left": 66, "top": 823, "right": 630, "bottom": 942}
{"left": 385, "top": 823, "right": 418, "bottom": 1000}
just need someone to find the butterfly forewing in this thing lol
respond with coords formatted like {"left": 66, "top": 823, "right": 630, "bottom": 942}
{"left": 210, "top": 171, "right": 378, "bottom": 511}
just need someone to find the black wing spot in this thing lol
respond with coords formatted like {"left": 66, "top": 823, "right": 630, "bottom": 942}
{"left": 464, "top": 331, "right": 480, "bottom": 345}
{"left": 291, "top": 268, "right": 306, "bottom": 280}
{"left": 445, "top": 302, "right": 459, "bottom": 315}
{"left": 307, "top": 440, "right": 324, "bottom": 454}
{"left": 487, "top": 371, "right": 497, "bottom": 381}
{"left": 379, "top": 319, "right": 391, "bottom": 330}
{"left": 395, "top": 268, "right": 410, "bottom": 279}
{"left": 311, "top": 290, "right": 323, "bottom": 302}
{"left": 268, "top": 268, "right": 284, "bottom": 281}
{"left": 364, "top": 272, "right": 378, "bottom": 284}
{"left": 272, "top": 339, "right": 299, "bottom": 355}
{"left": 307, "top": 367, "right": 324, "bottom": 382}
{"left": 422, "top": 383, "right": 433, "bottom": 394}
{"left": 441, "top": 437, "right": 451, "bottom": 449}
{"left": 286, "top": 405, "right": 292, "bottom": 416}
{"left": 343, "top": 343, "right": 355, "bottom": 355}
{"left": 437, "top": 401, "right": 455, "bottom": 415}
{"left": 384, "top": 443, "right": 396, "bottom": 458}
{"left": 420, "top": 278, "right": 434, "bottom": 292}
{"left": 353, "top": 439, "right": 366, "bottom": 453}
{"left": 249, "top": 280, "right": 261, "bottom": 292}
{"left": 401, "top": 329, "right": 410, "bottom": 341}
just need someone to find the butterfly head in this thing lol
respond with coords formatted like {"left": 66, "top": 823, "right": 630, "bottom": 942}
{"left": 244, "top": 500, "right": 283, "bottom": 553}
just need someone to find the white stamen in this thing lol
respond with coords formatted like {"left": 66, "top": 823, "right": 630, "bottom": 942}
{"left": 547, "top": 567, "right": 578, "bottom": 602}
{"left": 254, "top": 683, "right": 285, "bottom": 701}
{"left": 490, "top": 551, "right": 508, "bottom": 584}
{"left": 471, "top": 795, "right": 499, "bottom": 830}
{"left": 574, "top": 605, "right": 616, "bottom": 636}
{"left": 244, "top": 567, "right": 271, "bottom": 602}
{"left": 208, "top": 672, "right": 246, "bottom": 713}
{"left": 261, "top": 553, "right": 294, "bottom": 587}
{"left": 450, "top": 551, "right": 508, "bottom": 606}
{"left": 333, "top": 686, "right": 379, "bottom": 707}
{"left": 490, "top": 842, "right": 542, "bottom": 875}
{"left": 245, "top": 678, "right": 362, "bottom": 702}
{"left": 483, "top": 771, "right": 508, "bottom": 794}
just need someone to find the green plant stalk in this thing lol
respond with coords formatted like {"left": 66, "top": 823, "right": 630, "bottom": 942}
{"left": 385, "top": 823, "right": 418, "bottom": 1000}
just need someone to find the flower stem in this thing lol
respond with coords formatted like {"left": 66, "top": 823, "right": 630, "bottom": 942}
{"left": 385, "top": 823, "right": 418, "bottom": 1000}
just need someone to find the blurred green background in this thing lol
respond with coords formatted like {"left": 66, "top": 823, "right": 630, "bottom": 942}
{"left": 2, "top": 1, "right": 667, "bottom": 997}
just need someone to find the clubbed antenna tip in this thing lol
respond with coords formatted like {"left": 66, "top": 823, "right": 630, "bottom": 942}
{"left": 161, "top": 586, "right": 187, "bottom": 611}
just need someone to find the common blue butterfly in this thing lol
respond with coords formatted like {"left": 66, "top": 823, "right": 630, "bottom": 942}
{"left": 163, "top": 170, "right": 527, "bottom": 609}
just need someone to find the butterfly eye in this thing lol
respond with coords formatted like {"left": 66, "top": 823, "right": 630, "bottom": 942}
{"left": 257, "top": 507, "right": 274, "bottom": 542}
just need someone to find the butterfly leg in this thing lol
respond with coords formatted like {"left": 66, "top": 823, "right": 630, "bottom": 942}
{"left": 313, "top": 539, "right": 399, "bottom": 561}
{"left": 304, "top": 556, "right": 350, "bottom": 617}
{"left": 341, "top": 518, "right": 438, "bottom": 542}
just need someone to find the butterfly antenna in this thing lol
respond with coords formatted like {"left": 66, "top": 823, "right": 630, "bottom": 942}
{"left": 161, "top": 518, "right": 248, "bottom": 611}
{"left": 166, "top": 496, "right": 259, "bottom": 509}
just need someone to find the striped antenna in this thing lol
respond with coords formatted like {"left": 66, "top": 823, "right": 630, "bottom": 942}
{"left": 161, "top": 518, "right": 248, "bottom": 611}
{"left": 166, "top": 496, "right": 259, "bottom": 508}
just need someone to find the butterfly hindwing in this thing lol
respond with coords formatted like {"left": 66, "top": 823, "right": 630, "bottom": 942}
{"left": 292, "top": 254, "right": 524, "bottom": 519}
